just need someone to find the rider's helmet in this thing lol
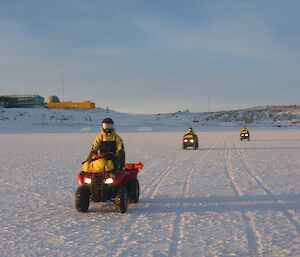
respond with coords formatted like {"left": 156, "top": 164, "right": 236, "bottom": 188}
{"left": 188, "top": 127, "right": 193, "bottom": 132}
{"left": 102, "top": 118, "right": 114, "bottom": 133}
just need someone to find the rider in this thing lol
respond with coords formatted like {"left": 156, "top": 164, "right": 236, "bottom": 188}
{"left": 240, "top": 126, "right": 249, "bottom": 134}
{"left": 86, "top": 118, "right": 125, "bottom": 170}
{"left": 184, "top": 127, "right": 196, "bottom": 137}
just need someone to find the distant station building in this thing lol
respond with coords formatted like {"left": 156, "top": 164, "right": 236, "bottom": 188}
{"left": 45, "top": 95, "right": 60, "bottom": 104}
{"left": 46, "top": 96, "right": 95, "bottom": 109}
{"left": 0, "top": 95, "right": 44, "bottom": 108}
{"left": 0, "top": 96, "right": 5, "bottom": 107}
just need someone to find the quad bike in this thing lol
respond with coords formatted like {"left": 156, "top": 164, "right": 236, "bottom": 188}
{"left": 182, "top": 135, "right": 199, "bottom": 150}
{"left": 75, "top": 161, "right": 143, "bottom": 213}
{"left": 240, "top": 132, "right": 250, "bottom": 141}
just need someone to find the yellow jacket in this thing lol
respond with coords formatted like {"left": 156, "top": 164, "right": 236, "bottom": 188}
{"left": 240, "top": 128, "right": 249, "bottom": 134}
{"left": 86, "top": 130, "right": 123, "bottom": 161}
{"left": 184, "top": 131, "right": 196, "bottom": 138}
{"left": 92, "top": 130, "right": 123, "bottom": 151}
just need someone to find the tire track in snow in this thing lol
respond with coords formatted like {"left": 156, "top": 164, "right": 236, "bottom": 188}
{"left": 111, "top": 147, "right": 204, "bottom": 257}
{"left": 224, "top": 141, "right": 264, "bottom": 257}
{"left": 140, "top": 139, "right": 212, "bottom": 200}
{"left": 141, "top": 152, "right": 199, "bottom": 199}
{"left": 138, "top": 154, "right": 172, "bottom": 177}
{"left": 234, "top": 143, "right": 300, "bottom": 234}
{"left": 138, "top": 135, "right": 211, "bottom": 178}
{"left": 167, "top": 142, "right": 217, "bottom": 257}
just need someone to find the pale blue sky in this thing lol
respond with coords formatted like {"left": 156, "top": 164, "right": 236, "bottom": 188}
{"left": 0, "top": 0, "right": 299, "bottom": 113}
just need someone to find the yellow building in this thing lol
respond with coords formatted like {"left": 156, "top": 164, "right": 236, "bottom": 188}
{"left": 47, "top": 101, "right": 95, "bottom": 109}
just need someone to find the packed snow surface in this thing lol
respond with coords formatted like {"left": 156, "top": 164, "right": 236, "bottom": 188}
{"left": 1, "top": 129, "right": 300, "bottom": 256}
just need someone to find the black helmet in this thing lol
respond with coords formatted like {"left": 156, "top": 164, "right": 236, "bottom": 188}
{"left": 188, "top": 127, "right": 193, "bottom": 132}
{"left": 102, "top": 118, "right": 114, "bottom": 133}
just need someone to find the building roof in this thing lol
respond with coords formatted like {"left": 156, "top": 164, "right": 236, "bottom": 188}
{"left": 1, "top": 95, "right": 43, "bottom": 98}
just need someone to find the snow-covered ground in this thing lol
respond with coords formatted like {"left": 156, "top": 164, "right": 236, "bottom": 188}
{"left": 1, "top": 129, "right": 300, "bottom": 257}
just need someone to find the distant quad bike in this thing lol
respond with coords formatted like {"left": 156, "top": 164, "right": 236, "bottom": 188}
{"left": 75, "top": 162, "right": 143, "bottom": 213}
{"left": 182, "top": 135, "right": 199, "bottom": 150}
{"left": 240, "top": 131, "right": 250, "bottom": 141}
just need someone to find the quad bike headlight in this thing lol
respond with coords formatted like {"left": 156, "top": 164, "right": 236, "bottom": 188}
{"left": 190, "top": 139, "right": 194, "bottom": 143}
{"left": 184, "top": 139, "right": 188, "bottom": 142}
{"left": 245, "top": 134, "right": 248, "bottom": 136}
{"left": 84, "top": 178, "right": 92, "bottom": 184}
{"left": 104, "top": 177, "right": 114, "bottom": 184}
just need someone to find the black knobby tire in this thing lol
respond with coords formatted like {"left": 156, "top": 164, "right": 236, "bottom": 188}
{"left": 128, "top": 179, "right": 140, "bottom": 203}
{"left": 75, "top": 185, "right": 90, "bottom": 212}
{"left": 115, "top": 186, "right": 128, "bottom": 213}
{"left": 182, "top": 144, "right": 186, "bottom": 150}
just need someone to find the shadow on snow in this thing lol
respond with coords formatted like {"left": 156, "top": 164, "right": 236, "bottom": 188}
{"left": 135, "top": 193, "right": 300, "bottom": 214}
{"left": 200, "top": 146, "right": 300, "bottom": 151}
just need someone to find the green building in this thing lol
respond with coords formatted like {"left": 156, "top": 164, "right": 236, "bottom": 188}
{"left": 0, "top": 95, "right": 45, "bottom": 108}
{"left": 0, "top": 96, "right": 5, "bottom": 107}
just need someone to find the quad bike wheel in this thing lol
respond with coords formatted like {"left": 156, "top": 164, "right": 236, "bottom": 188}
{"left": 115, "top": 186, "right": 128, "bottom": 213}
{"left": 128, "top": 179, "right": 140, "bottom": 203}
{"left": 75, "top": 185, "right": 90, "bottom": 212}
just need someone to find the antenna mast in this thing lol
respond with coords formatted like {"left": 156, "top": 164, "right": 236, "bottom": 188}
{"left": 207, "top": 94, "right": 210, "bottom": 112}
{"left": 62, "top": 76, "right": 64, "bottom": 102}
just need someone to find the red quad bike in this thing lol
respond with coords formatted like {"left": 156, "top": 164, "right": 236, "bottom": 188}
{"left": 182, "top": 135, "right": 199, "bottom": 150}
{"left": 75, "top": 162, "right": 143, "bottom": 213}
{"left": 240, "top": 131, "right": 250, "bottom": 141}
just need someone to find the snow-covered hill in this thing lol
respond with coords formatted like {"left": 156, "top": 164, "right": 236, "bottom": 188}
{"left": 195, "top": 105, "right": 300, "bottom": 126}
{"left": 0, "top": 105, "right": 300, "bottom": 133}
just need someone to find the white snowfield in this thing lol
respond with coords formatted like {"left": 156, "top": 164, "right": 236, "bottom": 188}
{"left": 1, "top": 129, "right": 300, "bottom": 257}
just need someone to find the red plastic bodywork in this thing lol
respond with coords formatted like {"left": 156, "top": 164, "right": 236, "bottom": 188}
{"left": 77, "top": 172, "right": 84, "bottom": 185}
{"left": 77, "top": 168, "right": 139, "bottom": 186}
